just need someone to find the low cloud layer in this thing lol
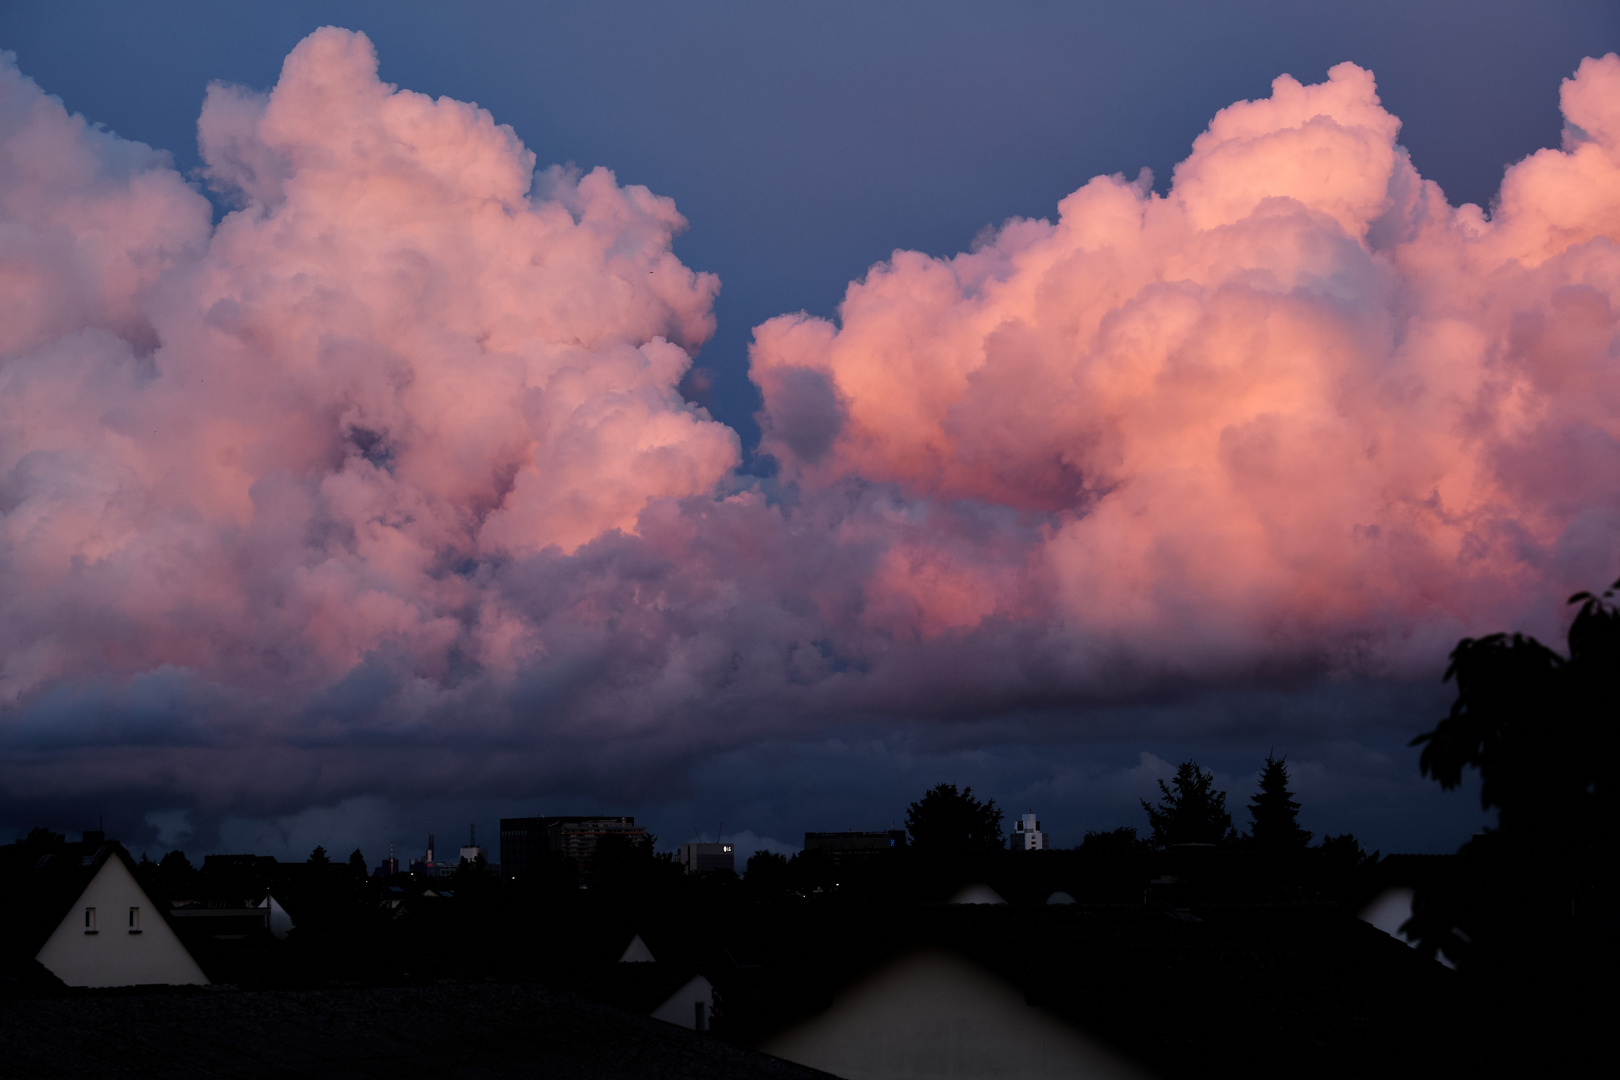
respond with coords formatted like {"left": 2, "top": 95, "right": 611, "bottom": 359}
{"left": 2, "top": 31, "right": 1617, "bottom": 843}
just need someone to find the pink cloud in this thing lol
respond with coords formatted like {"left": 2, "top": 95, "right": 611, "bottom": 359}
{"left": 2, "top": 33, "right": 1619, "bottom": 815}
{"left": 753, "top": 56, "right": 1620, "bottom": 679}
{"left": 1, "top": 29, "right": 736, "bottom": 709}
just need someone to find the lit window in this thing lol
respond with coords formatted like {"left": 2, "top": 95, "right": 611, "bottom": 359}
{"left": 128, "top": 907, "right": 140, "bottom": 932}
{"left": 83, "top": 907, "right": 96, "bottom": 932}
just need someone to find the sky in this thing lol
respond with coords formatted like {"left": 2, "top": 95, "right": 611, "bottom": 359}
{"left": 1, "top": 2, "right": 1618, "bottom": 864}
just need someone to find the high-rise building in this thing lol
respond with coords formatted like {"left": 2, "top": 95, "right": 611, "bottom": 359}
{"left": 802, "top": 830, "right": 907, "bottom": 867}
{"left": 375, "top": 842, "right": 400, "bottom": 878}
{"left": 1012, "top": 812, "right": 1049, "bottom": 851}
{"left": 676, "top": 841, "right": 735, "bottom": 874}
{"left": 499, "top": 815, "right": 647, "bottom": 877}
{"left": 408, "top": 830, "right": 454, "bottom": 877}
{"left": 459, "top": 824, "right": 486, "bottom": 865}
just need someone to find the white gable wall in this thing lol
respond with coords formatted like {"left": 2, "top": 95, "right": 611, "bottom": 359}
{"left": 267, "top": 893, "right": 295, "bottom": 939}
{"left": 34, "top": 856, "right": 210, "bottom": 987}
{"left": 650, "top": 974, "right": 715, "bottom": 1031}
{"left": 760, "top": 950, "right": 1149, "bottom": 1080}
{"left": 618, "top": 933, "right": 657, "bottom": 963}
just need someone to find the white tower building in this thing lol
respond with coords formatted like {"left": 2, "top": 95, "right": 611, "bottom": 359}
{"left": 1012, "top": 812, "right": 1049, "bottom": 851}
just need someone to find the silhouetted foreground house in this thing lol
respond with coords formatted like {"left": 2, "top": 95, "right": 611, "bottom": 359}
{"left": 760, "top": 949, "right": 1147, "bottom": 1079}
{"left": 0, "top": 835, "right": 208, "bottom": 988}
{"left": 696, "top": 903, "right": 1475, "bottom": 1078}
{"left": 582, "top": 931, "right": 719, "bottom": 1032}
{"left": 0, "top": 982, "right": 833, "bottom": 1080}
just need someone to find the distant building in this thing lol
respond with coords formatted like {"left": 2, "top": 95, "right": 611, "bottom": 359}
{"left": 375, "top": 843, "right": 400, "bottom": 878}
{"left": 499, "top": 818, "right": 546, "bottom": 879}
{"left": 677, "top": 841, "right": 735, "bottom": 874}
{"left": 408, "top": 830, "right": 455, "bottom": 878}
{"left": 803, "top": 830, "right": 907, "bottom": 867}
{"left": 500, "top": 816, "right": 647, "bottom": 877}
{"left": 0, "top": 833, "right": 210, "bottom": 988}
{"left": 200, "top": 853, "right": 279, "bottom": 876}
{"left": 458, "top": 824, "right": 488, "bottom": 867}
{"left": 1013, "top": 812, "right": 1050, "bottom": 851}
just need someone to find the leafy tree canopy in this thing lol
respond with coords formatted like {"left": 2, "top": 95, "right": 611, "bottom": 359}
{"left": 158, "top": 849, "right": 193, "bottom": 874}
{"left": 906, "top": 783, "right": 1005, "bottom": 853}
{"left": 745, "top": 850, "right": 792, "bottom": 896}
{"left": 1413, "top": 579, "right": 1620, "bottom": 843}
{"left": 746, "top": 850, "right": 789, "bottom": 876}
{"left": 1405, "top": 578, "right": 1620, "bottom": 970}
{"left": 1141, "top": 760, "right": 1235, "bottom": 846}
{"left": 1247, "top": 753, "right": 1312, "bottom": 849}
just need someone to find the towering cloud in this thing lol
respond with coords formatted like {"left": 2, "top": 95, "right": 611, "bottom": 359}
{"left": 1, "top": 29, "right": 735, "bottom": 717}
{"left": 1, "top": 33, "right": 1618, "bottom": 827}
{"left": 753, "top": 57, "right": 1620, "bottom": 681}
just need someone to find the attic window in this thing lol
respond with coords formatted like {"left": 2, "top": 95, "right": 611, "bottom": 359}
{"left": 83, "top": 907, "right": 97, "bottom": 934}
{"left": 128, "top": 907, "right": 141, "bottom": 933}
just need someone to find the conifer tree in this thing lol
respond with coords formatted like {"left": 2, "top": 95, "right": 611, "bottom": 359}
{"left": 1247, "top": 753, "right": 1312, "bottom": 848}
{"left": 1141, "top": 760, "right": 1235, "bottom": 846}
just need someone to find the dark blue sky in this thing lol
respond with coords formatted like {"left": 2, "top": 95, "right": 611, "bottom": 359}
{"left": 1, "top": 2, "right": 1614, "bottom": 861}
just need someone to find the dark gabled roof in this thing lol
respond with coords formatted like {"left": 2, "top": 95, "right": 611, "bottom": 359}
{"left": 966, "top": 847, "right": 1308, "bottom": 907}
{"left": 0, "top": 982, "right": 836, "bottom": 1079}
{"left": 716, "top": 901, "right": 1467, "bottom": 1075}
{"left": 0, "top": 840, "right": 186, "bottom": 968}
{"left": 584, "top": 962, "right": 708, "bottom": 1016}
{"left": 0, "top": 839, "right": 121, "bottom": 965}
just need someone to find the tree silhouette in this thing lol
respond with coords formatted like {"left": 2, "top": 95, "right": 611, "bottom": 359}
{"left": 745, "top": 850, "right": 792, "bottom": 898}
{"left": 307, "top": 845, "right": 331, "bottom": 866}
{"left": 905, "top": 784, "right": 1005, "bottom": 853}
{"left": 1406, "top": 577, "right": 1620, "bottom": 971}
{"left": 1141, "top": 761, "right": 1235, "bottom": 846}
{"left": 348, "top": 848, "right": 367, "bottom": 876}
{"left": 1247, "top": 753, "right": 1312, "bottom": 849}
{"left": 1413, "top": 580, "right": 1619, "bottom": 844}
{"left": 153, "top": 849, "right": 195, "bottom": 897}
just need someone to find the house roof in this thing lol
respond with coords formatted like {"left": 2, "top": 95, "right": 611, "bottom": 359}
{"left": 586, "top": 963, "right": 709, "bottom": 1016}
{"left": 0, "top": 839, "right": 119, "bottom": 965}
{"left": 0, "top": 981, "right": 834, "bottom": 1079}
{"left": 0, "top": 838, "right": 188, "bottom": 973}
{"left": 703, "top": 901, "right": 1469, "bottom": 1076}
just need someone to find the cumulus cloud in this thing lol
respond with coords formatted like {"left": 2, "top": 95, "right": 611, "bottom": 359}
{"left": 0, "top": 28, "right": 735, "bottom": 717}
{"left": 753, "top": 57, "right": 1620, "bottom": 683}
{"left": 2, "top": 34, "right": 1618, "bottom": 834}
